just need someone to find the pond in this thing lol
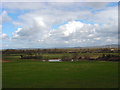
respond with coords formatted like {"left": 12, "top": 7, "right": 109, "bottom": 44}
{"left": 48, "top": 59, "right": 61, "bottom": 62}
{"left": 42, "top": 59, "right": 74, "bottom": 62}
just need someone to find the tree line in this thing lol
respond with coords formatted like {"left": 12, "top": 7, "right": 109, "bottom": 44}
{"left": 19, "top": 53, "right": 120, "bottom": 62}
{"left": 2, "top": 48, "right": 119, "bottom": 55}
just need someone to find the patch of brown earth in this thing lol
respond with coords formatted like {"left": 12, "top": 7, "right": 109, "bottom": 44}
{"left": 2, "top": 60, "right": 11, "bottom": 63}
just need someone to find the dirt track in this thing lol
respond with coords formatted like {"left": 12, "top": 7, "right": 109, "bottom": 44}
{"left": 2, "top": 60, "right": 11, "bottom": 63}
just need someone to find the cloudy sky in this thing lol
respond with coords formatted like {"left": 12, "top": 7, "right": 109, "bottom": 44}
{"left": 0, "top": 2, "right": 118, "bottom": 49}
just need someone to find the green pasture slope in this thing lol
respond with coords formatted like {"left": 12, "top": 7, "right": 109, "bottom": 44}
{"left": 3, "top": 60, "right": 118, "bottom": 88}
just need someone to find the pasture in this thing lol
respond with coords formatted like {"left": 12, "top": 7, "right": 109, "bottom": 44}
{"left": 2, "top": 59, "right": 118, "bottom": 88}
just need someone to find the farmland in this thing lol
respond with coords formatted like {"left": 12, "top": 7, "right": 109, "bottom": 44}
{"left": 2, "top": 48, "right": 119, "bottom": 88}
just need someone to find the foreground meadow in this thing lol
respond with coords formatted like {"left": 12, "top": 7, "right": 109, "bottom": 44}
{"left": 2, "top": 60, "right": 118, "bottom": 88}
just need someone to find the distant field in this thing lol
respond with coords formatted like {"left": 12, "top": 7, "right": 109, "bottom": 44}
{"left": 2, "top": 60, "right": 118, "bottom": 88}
{"left": 2, "top": 52, "right": 119, "bottom": 61}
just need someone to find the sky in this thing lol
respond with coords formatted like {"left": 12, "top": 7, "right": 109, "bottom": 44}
{"left": 0, "top": 2, "right": 118, "bottom": 49}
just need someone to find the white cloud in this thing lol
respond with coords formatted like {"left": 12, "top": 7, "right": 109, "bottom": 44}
{"left": 0, "top": 33, "right": 9, "bottom": 40}
{"left": 48, "top": 20, "right": 118, "bottom": 47}
{"left": 11, "top": 5, "right": 92, "bottom": 42}
{"left": 1, "top": 11, "right": 12, "bottom": 23}
{"left": 89, "top": 6, "right": 118, "bottom": 24}
{"left": 2, "top": 2, "right": 112, "bottom": 11}
{"left": 12, "top": 28, "right": 22, "bottom": 38}
{"left": 94, "top": 37, "right": 101, "bottom": 40}
{"left": 1, "top": 2, "right": 118, "bottom": 48}
{"left": 56, "top": 21, "right": 84, "bottom": 37}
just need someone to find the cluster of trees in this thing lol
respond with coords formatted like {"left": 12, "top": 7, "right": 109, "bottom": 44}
{"left": 61, "top": 53, "right": 120, "bottom": 61}
{"left": 97, "top": 54, "right": 120, "bottom": 61}
{"left": 2, "top": 48, "right": 119, "bottom": 55}
{"left": 5, "top": 52, "right": 119, "bottom": 62}
{"left": 61, "top": 54, "right": 91, "bottom": 61}
{"left": 2, "top": 48, "right": 119, "bottom": 62}
{"left": 20, "top": 55, "right": 51, "bottom": 60}
{"left": 20, "top": 55, "right": 43, "bottom": 60}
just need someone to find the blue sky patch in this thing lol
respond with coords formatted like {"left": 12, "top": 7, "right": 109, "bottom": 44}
{"left": 106, "top": 2, "right": 118, "bottom": 7}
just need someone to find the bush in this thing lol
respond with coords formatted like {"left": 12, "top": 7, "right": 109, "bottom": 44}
{"left": 97, "top": 54, "right": 120, "bottom": 61}
{"left": 21, "top": 55, "right": 43, "bottom": 60}
{"left": 78, "top": 56, "right": 82, "bottom": 60}
{"left": 61, "top": 55, "right": 72, "bottom": 61}
{"left": 84, "top": 55, "right": 90, "bottom": 60}
{"left": 72, "top": 53, "right": 79, "bottom": 60}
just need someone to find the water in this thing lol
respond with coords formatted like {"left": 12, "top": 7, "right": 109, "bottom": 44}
{"left": 48, "top": 59, "right": 61, "bottom": 62}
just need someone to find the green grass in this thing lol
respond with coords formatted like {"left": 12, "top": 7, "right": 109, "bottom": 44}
{"left": 3, "top": 60, "right": 118, "bottom": 88}
{"left": 3, "top": 52, "right": 119, "bottom": 60}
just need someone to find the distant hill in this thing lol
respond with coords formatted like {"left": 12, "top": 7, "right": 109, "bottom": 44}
{"left": 81, "top": 44, "right": 119, "bottom": 49}
{"left": 2, "top": 44, "right": 119, "bottom": 50}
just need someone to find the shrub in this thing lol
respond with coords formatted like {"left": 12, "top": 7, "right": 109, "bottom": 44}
{"left": 84, "top": 55, "right": 90, "bottom": 60}
{"left": 61, "top": 55, "right": 72, "bottom": 61}
{"left": 72, "top": 53, "right": 79, "bottom": 60}
{"left": 21, "top": 55, "right": 43, "bottom": 60}
{"left": 78, "top": 56, "right": 82, "bottom": 60}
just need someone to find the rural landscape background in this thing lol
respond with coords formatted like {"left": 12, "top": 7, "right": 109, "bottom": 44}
{"left": 1, "top": 1, "right": 119, "bottom": 88}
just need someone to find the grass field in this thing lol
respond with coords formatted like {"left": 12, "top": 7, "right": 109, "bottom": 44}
{"left": 2, "top": 60, "right": 118, "bottom": 88}
{"left": 2, "top": 52, "right": 119, "bottom": 61}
